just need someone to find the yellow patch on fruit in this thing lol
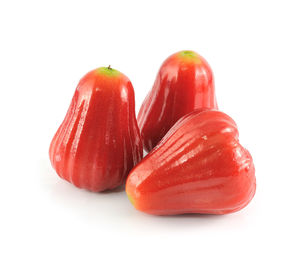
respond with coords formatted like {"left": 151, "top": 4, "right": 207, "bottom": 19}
{"left": 127, "top": 193, "right": 135, "bottom": 206}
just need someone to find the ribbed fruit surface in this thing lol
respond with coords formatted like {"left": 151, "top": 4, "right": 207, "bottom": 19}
{"left": 49, "top": 67, "right": 143, "bottom": 192}
{"left": 138, "top": 50, "right": 218, "bottom": 152}
{"left": 126, "top": 110, "right": 256, "bottom": 215}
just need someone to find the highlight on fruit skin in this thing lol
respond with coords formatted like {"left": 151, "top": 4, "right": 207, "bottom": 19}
{"left": 138, "top": 50, "right": 218, "bottom": 153}
{"left": 49, "top": 66, "right": 143, "bottom": 192}
{"left": 126, "top": 109, "right": 256, "bottom": 215}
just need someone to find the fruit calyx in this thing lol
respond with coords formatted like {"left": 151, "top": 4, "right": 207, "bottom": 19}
{"left": 177, "top": 50, "right": 202, "bottom": 63}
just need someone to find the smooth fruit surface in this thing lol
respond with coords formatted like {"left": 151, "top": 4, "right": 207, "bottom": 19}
{"left": 126, "top": 110, "right": 256, "bottom": 215}
{"left": 49, "top": 67, "right": 143, "bottom": 192}
{"left": 138, "top": 50, "right": 218, "bottom": 152}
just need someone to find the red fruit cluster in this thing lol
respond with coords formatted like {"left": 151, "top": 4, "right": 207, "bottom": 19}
{"left": 50, "top": 51, "right": 256, "bottom": 215}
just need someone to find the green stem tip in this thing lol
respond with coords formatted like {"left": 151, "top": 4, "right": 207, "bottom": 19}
{"left": 96, "top": 66, "right": 120, "bottom": 77}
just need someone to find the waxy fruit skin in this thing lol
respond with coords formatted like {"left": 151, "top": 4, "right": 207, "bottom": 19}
{"left": 138, "top": 50, "right": 218, "bottom": 152}
{"left": 49, "top": 67, "right": 143, "bottom": 192}
{"left": 126, "top": 110, "right": 256, "bottom": 215}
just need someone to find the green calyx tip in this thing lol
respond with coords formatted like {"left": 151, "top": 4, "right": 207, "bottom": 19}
{"left": 181, "top": 50, "right": 196, "bottom": 56}
{"left": 178, "top": 50, "right": 199, "bottom": 60}
{"left": 96, "top": 66, "right": 120, "bottom": 77}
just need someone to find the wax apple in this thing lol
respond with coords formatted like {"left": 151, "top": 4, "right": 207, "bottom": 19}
{"left": 49, "top": 67, "right": 143, "bottom": 192}
{"left": 138, "top": 50, "right": 218, "bottom": 152}
{"left": 126, "top": 110, "right": 256, "bottom": 215}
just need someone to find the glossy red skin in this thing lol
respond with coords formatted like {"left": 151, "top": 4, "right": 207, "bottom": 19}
{"left": 126, "top": 110, "right": 256, "bottom": 215}
{"left": 138, "top": 50, "right": 218, "bottom": 152}
{"left": 49, "top": 68, "right": 143, "bottom": 192}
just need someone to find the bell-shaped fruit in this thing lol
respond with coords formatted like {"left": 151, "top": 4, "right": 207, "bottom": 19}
{"left": 49, "top": 67, "right": 143, "bottom": 192}
{"left": 126, "top": 110, "right": 256, "bottom": 215}
{"left": 138, "top": 50, "right": 218, "bottom": 152}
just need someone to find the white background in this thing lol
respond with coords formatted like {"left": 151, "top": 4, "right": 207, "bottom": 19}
{"left": 1, "top": 0, "right": 299, "bottom": 253}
